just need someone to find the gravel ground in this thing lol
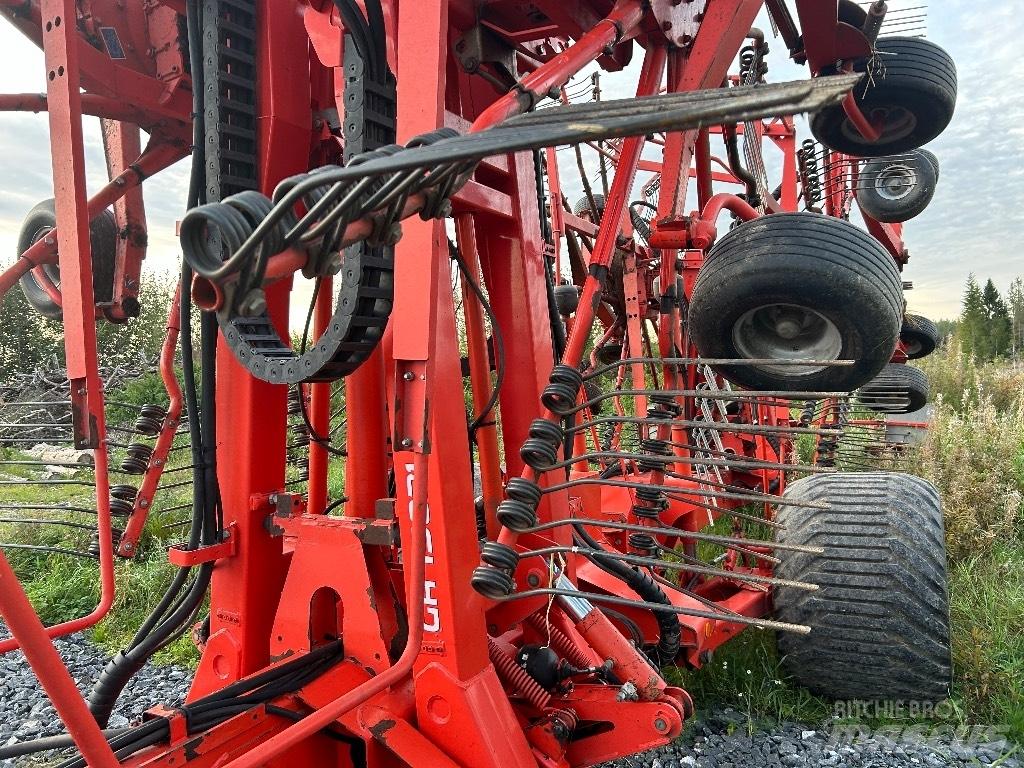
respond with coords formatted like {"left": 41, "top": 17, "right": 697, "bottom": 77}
{"left": 0, "top": 624, "right": 191, "bottom": 767}
{"left": 0, "top": 625, "right": 1018, "bottom": 768}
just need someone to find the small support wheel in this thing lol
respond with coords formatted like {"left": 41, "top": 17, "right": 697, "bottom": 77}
{"left": 573, "top": 193, "right": 605, "bottom": 223}
{"left": 811, "top": 37, "right": 957, "bottom": 157}
{"left": 857, "top": 363, "right": 929, "bottom": 414}
{"left": 900, "top": 313, "right": 939, "bottom": 359}
{"left": 687, "top": 212, "right": 903, "bottom": 393}
{"left": 857, "top": 150, "right": 939, "bottom": 223}
{"left": 774, "top": 472, "right": 951, "bottom": 702}
{"left": 17, "top": 199, "right": 118, "bottom": 320}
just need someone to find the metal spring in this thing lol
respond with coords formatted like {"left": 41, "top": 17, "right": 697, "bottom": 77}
{"left": 471, "top": 565, "right": 516, "bottom": 599}
{"left": 521, "top": 419, "right": 565, "bottom": 471}
{"left": 109, "top": 484, "right": 138, "bottom": 501}
{"left": 120, "top": 443, "right": 153, "bottom": 475}
{"left": 488, "top": 639, "right": 552, "bottom": 710}
{"left": 541, "top": 365, "right": 584, "bottom": 415}
{"left": 87, "top": 527, "right": 123, "bottom": 559}
{"left": 134, "top": 404, "right": 167, "bottom": 436}
{"left": 798, "top": 139, "right": 823, "bottom": 209}
{"left": 648, "top": 395, "right": 682, "bottom": 418}
{"left": 481, "top": 541, "right": 520, "bottom": 571}
{"left": 109, "top": 497, "right": 133, "bottom": 519}
{"left": 525, "top": 614, "right": 593, "bottom": 671}
{"left": 506, "top": 477, "right": 543, "bottom": 507}
{"left": 628, "top": 532, "right": 658, "bottom": 555}
{"left": 799, "top": 400, "right": 817, "bottom": 426}
{"left": 638, "top": 437, "right": 671, "bottom": 472}
{"left": 497, "top": 499, "right": 538, "bottom": 531}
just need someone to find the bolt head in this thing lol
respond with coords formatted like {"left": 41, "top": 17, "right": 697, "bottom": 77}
{"left": 400, "top": 437, "right": 413, "bottom": 448}
{"left": 403, "top": 372, "right": 414, "bottom": 381}
{"left": 654, "top": 717, "right": 668, "bottom": 733}
{"left": 239, "top": 289, "right": 267, "bottom": 317}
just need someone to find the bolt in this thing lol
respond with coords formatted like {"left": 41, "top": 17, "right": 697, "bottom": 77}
{"left": 662, "top": 20, "right": 673, "bottom": 30}
{"left": 239, "top": 288, "right": 267, "bottom": 317}
{"left": 324, "top": 251, "right": 344, "bottom": 276}
{"left": 400, "top": 437, "right": 413, "bottom": 449}
{"left": 123, "top": 541, "right": 134, "bottom": 552}
{"left": 403, "top": 372, "right": 415, "bottom": 381}
{"left": 654, "top": 717, "right": 668, "bottom": 733}
{"left": 527, "top": 573, "right": 540, "bottom": 587}
{"left": 382, "top": 222, "right": 403, "bottom": 245}
{"left": 140, "top": 498, "right": 149, "bottom": 508}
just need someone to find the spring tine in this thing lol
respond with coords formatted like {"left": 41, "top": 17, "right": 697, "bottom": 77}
{"left": 554, "top": 449, "right": 834, "bottom": 475}
{"left": 525, "top": 545, "right": 818, "bottom": 591}
{"left": 0, "top": 543, "right": 98, "bottom": 560}
{"left": 501, "top": 588, "right": 812, "bottom": 634}
{"left": 0, "top": 518, "right": 96, "bottom": 530}
{"left": 524, "top": 516, "right": 822, "bottom": 554}
{"left": 567, "top": 415, "right": 849, "bottom": 437}
{"left": 0, "top": 479, "right": 95, "bottom": 487}
{"left": 0, "top": 503, "right": 98, "bottom": 514}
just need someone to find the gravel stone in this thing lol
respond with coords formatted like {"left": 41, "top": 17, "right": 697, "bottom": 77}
{"left": 0, "top": 621, "right": 1017, "bottom": 768}
{"left": 0, "top": 622, "right": 191, "bottom": 767}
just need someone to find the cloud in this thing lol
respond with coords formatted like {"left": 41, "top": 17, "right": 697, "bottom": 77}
{"left": 0, "top": 6, "right": 1018, "bottom": 327}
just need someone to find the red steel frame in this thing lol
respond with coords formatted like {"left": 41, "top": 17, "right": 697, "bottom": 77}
{"left": 0, "top": 1, "right": 907, "bottom": 766}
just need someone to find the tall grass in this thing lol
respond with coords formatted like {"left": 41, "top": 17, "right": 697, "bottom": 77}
{"left": 679, "top": 341, "right": 1024, "bottom": 742}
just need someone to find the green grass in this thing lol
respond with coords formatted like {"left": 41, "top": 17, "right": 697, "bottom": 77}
{"left": 674, "top": 342, "right": 1024, "bottom": 743}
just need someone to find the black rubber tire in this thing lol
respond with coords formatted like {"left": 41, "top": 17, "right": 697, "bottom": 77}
{"left": 573, "top": 193, "right": 605, "bottom": 222}
{"left": 687, "top": 211, "right": 903, "bottom": 393}
{"left": 774, "top": 472, "right": 951, "bottom": 702}
{"left": 917, "top": 148, "right": 940, "bottom": 180}
{"left": 17, "top": 199, "right": 118, "bottom": 319}
{"left": 811, "top": 37, "right": 957, "bottom": 157}
{"left": 857, "top": 363, "right": 929, "bottom": 414}
{"left": 900, "top": 313, "right": 938, "bottom": 359}
{"left": 857, "top": 149, "right": 938, "bottom": 223}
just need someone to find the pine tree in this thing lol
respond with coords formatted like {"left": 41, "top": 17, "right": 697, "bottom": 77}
{"left": 1007, "top": 277, "right": 1024, "bottom": 358}
{"left": 959, "top": 274, "right": 987, "bottom": 359}
{"left": 982, "top": 279, "right": 1012, "bottom": 359}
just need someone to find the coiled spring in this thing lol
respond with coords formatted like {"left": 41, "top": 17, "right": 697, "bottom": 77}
{"left": 798, "top": 139, "right": 823, "bottom": 210}
{"left": 120, "top": 443, "right": 153, "bottom": 475}
{"left": 134, "top": 404, "right": 167, "bottom": 437}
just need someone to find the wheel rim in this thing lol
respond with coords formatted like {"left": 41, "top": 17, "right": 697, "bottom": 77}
{"left": 732, "top": 303, "right": 843, "bottom": 376}
{"left": 872, "top": 163, "right": 916, "bottom": 201}
{"left": 903, "top": 337, "right": 923, "bottom": 356}
{"left": 843, "top": 104, "right": 917, "bottom": 145}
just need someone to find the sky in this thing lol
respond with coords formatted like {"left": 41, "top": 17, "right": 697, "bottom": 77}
{"left": 0, "top": 2, "right": 1020, "bottom": 323}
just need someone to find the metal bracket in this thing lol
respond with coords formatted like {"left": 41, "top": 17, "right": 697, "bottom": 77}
{"left": 168, "top": 524, "right": 238, "bottom": 567}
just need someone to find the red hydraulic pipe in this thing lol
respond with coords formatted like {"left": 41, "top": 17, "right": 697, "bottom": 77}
{"left": 307, "top": 276, "right": 334, "bottom": 515}
{"left": 118, "top": 286, "right": 184, "bottom": 555}
{"left": 191, "top": 247, "right": 308, "bottom": 312}
{"left": 0, "top": 554, "right": 119, "bottom": 767}
{"left": 470, "top": 0, "right": 645, "bottom": 130}
{"left": 694, "top": 129, "right": 714, "bottom": 212}
{"left": 14, "top": 141, "right": 187, "bottom": 274}
{"left": 456, "top": 214, "right": 503, "bottom": 540}
{"left": 700, "top": 193, "right": 761, "bottom": 225}
{"left": 0, "top": 92, "right": 190, "bottom": 130}
{"left": 0, "top": 257, "right": 38, "bottom": 299}
{"left": 223, "top": 451, "right": 430, "bottom": 768}
{"left": 560, "top": 44, "right": 667, "bottom": 370}
{"left": 841, "top": 90, "right": 882, "bottom": 144}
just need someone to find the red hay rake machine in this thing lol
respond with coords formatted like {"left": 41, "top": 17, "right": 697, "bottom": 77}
{"left": 0, "top": 0, "right": 955, "bottom": 765}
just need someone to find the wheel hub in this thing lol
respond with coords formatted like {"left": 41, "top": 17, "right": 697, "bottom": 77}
{"left": 732, "top": 304, "right": 843, "bottom": 376}
{"left": 873, "top": 163, "right": 916, "bottom": 201}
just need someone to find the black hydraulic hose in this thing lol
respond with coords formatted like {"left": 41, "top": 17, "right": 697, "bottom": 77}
{"left": 572, "top": 524, "right": 682, "bottom": 665}
{"left": 88, "top": 0, "right": 217, "bottom": 727}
